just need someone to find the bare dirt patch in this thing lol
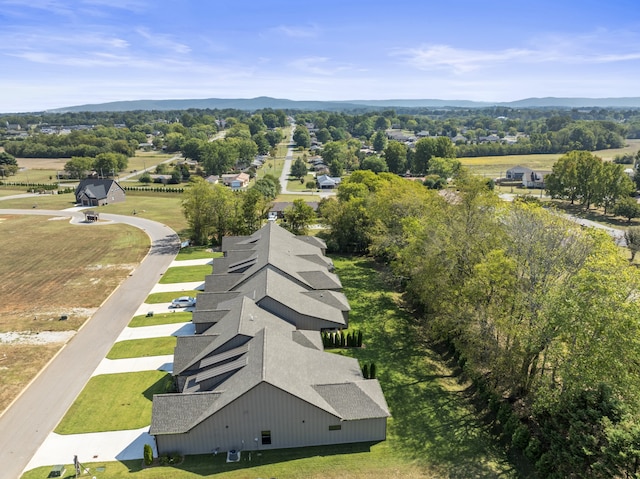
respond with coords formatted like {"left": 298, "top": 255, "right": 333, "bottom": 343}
{"left": 16, "top": 157, "right": 68, "bottom": 170}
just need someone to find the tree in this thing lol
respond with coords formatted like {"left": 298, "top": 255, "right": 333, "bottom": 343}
{"left": 143, "top": 443, "right": 153, "bottom": 466}
{"left": 93, "top": 152, "right": 127, "bottom": 177}
{"left": 64, "top": 156, "right": 93, "bottom": 179}
{"left": 614, "top": 197, "right": 640, "bottom": 223}
{"left": 360, "top": 156, "right": 388, "bottom": 173}
{"left": 383, "top": 140, "right": 407, "bottom": 174}
{"left": 545, "top": 150, "right": 585, "bottom": 204}
{"left": 624, "top": 226, "right": 640, "bottom": 262}
{"left": 290, "top": 157, "right": 308, "bottom": 180}
{"left": 283, "top": 199, "right": 316, "bottom": 235}
{"left": 293, "top": 126, "right": 311, "bottom": 148}
{"left": 0, "top": 151, "right": 18, "bottom": 176}
{"left": 371, "top": 130, "right": 388, "bottom": 152}
{"left": 413, "top": 137, "right": 455, "bottom": 174}
{"left": 182, "top": 177, "right": 215, "bottom": 245}
{"left": 595, "top": 162, "right": 634, "bottom": 214}
{"left": 427, "top": 156, "right": 461, "bottom": 179}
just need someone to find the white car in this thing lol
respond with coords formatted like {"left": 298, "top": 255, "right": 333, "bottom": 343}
{"left": 170, "top": 296, "right": 196, "bottom": 308}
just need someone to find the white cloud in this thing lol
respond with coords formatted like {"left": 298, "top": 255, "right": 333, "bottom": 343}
{"left": 271, "top": 24, "right": 320, "bottom": 38}
{"left": 289, "top": 56, "right": 353, "bottom": 76}
{"left": 395, "top": 29, "right": 640, "bottom": 74}
{"left": 135, "top": 28, "right": 191, "bottom": 54}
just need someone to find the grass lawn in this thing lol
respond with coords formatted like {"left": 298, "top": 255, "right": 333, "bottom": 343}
{"left": 0, "top": 187, "right": 29, "bottom": 197}
{"left": 22, "top": 442, "right": 432, "bottom": 479}
{"left": 286, "top": 173, "right": 316, "bottom": 192}
{"left": 106, "top": 337, "right": 177, "bottom": 359}
{"left": 275, "top": 193, "right": 324, "bottom": 202}
{"left": 99, "top": 192, "right": 187, "bottom": 235}
{"left": 175, "top": 246, "right": 218, "bottom": 260}
{"left": 54, "top": 371, "right": 173, "bottom": 434}
{"left": 146, "top": 291, "right": 200, "bottom": 304}
{"left": 129, "top": 312, "right": 192, "bottom": 327}
{"left": 159, "top": 265, "right": 212, "bottom": 283}
{"left": 0, "top": 192, "right": 77, "bottom": 209}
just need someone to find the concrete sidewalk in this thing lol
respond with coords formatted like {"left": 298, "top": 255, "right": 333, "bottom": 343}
{"left": 26, "top": 427, "right": 156, "bottom": 471}
{"left": 150, "top": 281, "right": 204, "bottom": 293}
{"left": 169, "top": 258, "right": 213, "bottom": 267}
{"left": 91, "top": 355, "right": 174, "bottom": 376}
{"left": 115, "top": 322, "right": 194, "bottom": 342}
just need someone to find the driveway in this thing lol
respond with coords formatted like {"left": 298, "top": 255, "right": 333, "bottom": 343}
{"left": 0, "top": 208, "right": 180, "bottom": 479}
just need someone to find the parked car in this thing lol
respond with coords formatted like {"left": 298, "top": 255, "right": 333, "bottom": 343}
{"left": 170, "top": 296, "right": 196, "bottom": 308}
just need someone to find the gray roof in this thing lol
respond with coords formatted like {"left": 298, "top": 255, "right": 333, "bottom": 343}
{"left": 212, "top": 223, "right": 338, "bottom": 291}
{"left": 175, "top": 296, "right": 295, "bottom": 375}
{"left": 151, "top": 328, "right": 389, "bottom": 435}
{"left": 75, "top": 179, "right": 123, "bottom": 200}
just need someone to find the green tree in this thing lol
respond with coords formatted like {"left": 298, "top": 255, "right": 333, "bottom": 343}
{"left": 360, "top": 156, "right": 388, "bottom": 173}
{"left": 290, "top": 157, "right": 308, "bottom": 180}
{"left": 413, "top": 137, "right": 455, "bottom": 174}
{"left": 383, "top": 140, "right": 407, "bottom": 174}
{"left": 595, "top": 162, "right": 634, "bottom": 214}
{"left": 427, "top": 156, "right": 461, "bottom": 179}
{"left": 181, "top": 177, "right": 215, "bottom": 245}
{"left": 625, "top": 226, "right": 640, "bottom": 262}
{"left": 615, "top": 197, "right": 640, "bottom": 223}
{"left": 64, "top": 156, "right": 93, "bottom": 179}
{"left": 293, "top": 126, "right": 311, "bottom": 148}
{"left": 0, "top": 151, "right": 18, "bottom": 176}
{"left": 371, "top": 130, "right": 388, "bottom": 152}
{"left": 283, "top": 199, "right": 316, "bottom": 235}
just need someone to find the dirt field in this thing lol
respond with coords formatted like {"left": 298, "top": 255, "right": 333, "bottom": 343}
{"left": 16, "top": 158, "right": 68, "bottom": 170}
{"left": 0, "top": 215, "right": 150, "bottom": 412}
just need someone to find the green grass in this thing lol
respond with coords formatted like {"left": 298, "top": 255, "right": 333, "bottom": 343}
{"left": 99, "top": 192, "right": 187, "bottom": 235}
{"left": 106, "top": 337, "right": 177, "bottom": 359}
{"left": 0, "top": 192, "right": 77, "bottom": 209}
{"left": 54, "top": 371, "right": 173, "bottom": 434}
{"left": 159, "top": 265, "right": 211, "bottom": 283}
{"left": 286, "top": 173, "right": 316, "bottom": 192}
{"left": 275, "top": 193, "right": 323, "bottom": 202}
{"left": 175, "top": 246, "right": 219, "bottom": 260}
{"left": 146, "top": 291, "right": 200, "bottom": 304}
{"left": 129, "top": 311, "right": 192, "bottom": 327}
{"left": 21, "top": 442, "right": 432, "bottom": 479}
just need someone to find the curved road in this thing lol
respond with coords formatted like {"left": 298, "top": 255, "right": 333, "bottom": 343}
{"left": 0, "top": 209, "right": 180, "bottom": 479}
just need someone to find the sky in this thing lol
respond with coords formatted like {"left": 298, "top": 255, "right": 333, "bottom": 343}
{"left": 1, "top": 0, "right": 640, "bottom": 112}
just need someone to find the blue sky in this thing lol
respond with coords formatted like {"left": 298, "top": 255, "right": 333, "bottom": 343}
{"left": 1, "top": 0, "right": 640, "bottom": 112}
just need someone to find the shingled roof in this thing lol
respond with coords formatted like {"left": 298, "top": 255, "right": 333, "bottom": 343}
{"left": 151, "top": 328, "right": 389, "bottom": 435}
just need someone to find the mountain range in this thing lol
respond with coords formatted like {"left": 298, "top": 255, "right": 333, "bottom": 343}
{"left": 48, "top": 96, "right": 640, "bottom": 113}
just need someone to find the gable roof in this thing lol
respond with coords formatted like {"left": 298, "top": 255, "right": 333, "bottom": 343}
{"left": 75, "top": 179, "right": 124, "bottom": 200}
{"left": 151, "top": 327, "right": 389, "bottom": 435}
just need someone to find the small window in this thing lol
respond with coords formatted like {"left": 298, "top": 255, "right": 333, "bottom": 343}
{"left": 328, "top": 425, "right": 342, "bottom": 431}
{"left": 261, "top": 430, "right": 272, "bottom": 445}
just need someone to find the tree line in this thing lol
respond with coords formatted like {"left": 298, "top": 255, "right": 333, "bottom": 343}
{"left": 318, "top": 169, "right": 640, "bottom": 477}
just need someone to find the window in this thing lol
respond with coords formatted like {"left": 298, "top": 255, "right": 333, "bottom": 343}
{"left": 328, "top": 425, "right": 342, "bottom": 431}
{"left": 261, "top": 430, "right": 272, "bottom": 445}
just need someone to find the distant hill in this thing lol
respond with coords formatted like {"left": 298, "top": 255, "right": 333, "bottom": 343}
{"left": 48, "top": 96, "right": 640, "bottom": 113}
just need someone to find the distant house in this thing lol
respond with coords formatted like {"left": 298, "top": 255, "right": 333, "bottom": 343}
{"left": 316, "top": 174, "right": 341, "bottom": 189}
{"left": 221, "top": 172, "right": 250, "bottom": 190}
{"left": 522, "top": 170, "right": 550, "bottom": 189}
{"left": 505, "top": 166, "right": 534, "bottom": 181}
{"left": 205, "top": 175, "right": 220, "bottom": 184}
{"left": 75, "top": 179, "right": 125, "bottom": 206}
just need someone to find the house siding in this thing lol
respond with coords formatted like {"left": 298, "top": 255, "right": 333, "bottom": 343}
{"left": 155, "top": 383, "right": 386, "bottom": 455}
{"left": 258, "top": 296, "right": 344, "bottom": 330}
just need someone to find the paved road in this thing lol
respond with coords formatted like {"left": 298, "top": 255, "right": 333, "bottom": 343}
{"left": 278, "top": 124, "right": 334, "bottom": 198}
{"left": 0, "top": 209, "right": 180, "bottom": 479}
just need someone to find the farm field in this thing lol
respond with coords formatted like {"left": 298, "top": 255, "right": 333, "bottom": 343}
{"left": 0, "top": 215, "right": 149, "bottom": 413}
{"left": 460, "top": 139, "right": 640, "bottom": 177}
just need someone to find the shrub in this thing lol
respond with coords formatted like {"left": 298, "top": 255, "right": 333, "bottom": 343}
{"left": 143, "top": 443, "right": 153, "bottom": 466}
{"left": 512, "top": 424, "right": 531, "bottom": 451}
